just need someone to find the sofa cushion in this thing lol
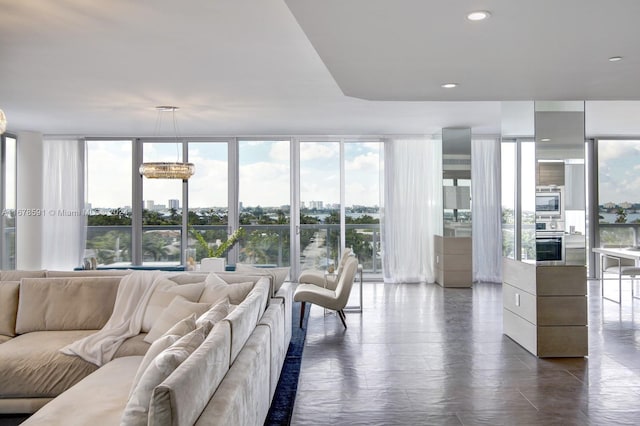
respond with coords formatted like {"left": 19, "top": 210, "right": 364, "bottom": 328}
{"left": 196, "top": 297, "right": 229, "bottom": 329}
{"left": 234, "top": 264, "right": 290, "bottom": 293}
{"left": 0, "top": 281, "right": 19, "bottom": 337}
{"left": 148, "top": 321, "right": 232, "bottom": 426}
{"left": 141, "top": 279, "right": 205, "bottom": 332}
{"left": 15, "top": 277, "right": 121, "bottom": 333}
{"left": 200, "top": 273, "right": 255, "bottom": 305}
{"left": 20, "top": 356, "right": 143, "bottom": 426}
{"left": 0, "top": 335, "right": 11, "bottom": 344}
{"left": 166, "top": 273, "right": 208, "bottom": 285}
{"left": 144, "top": 297, "right": 210, "bottom": 343}
{"left": 45, "top": 270, "right": 131, "bottom": 278}
{"left": 121, "top": 326, "right": 207, "bottom": 426}
{"left": 223, "top": 279, "right": 270, "bottom": 363}
{"left": 0, "top": 270, "right": 46, "bottom": 281}
{"left": 194, "top": 326, "right": 271, "bottom": 426}
{"left": 113, "top": 333, "right": 151, "bottom": 359}
{"left": 131, "top": 314, "right": 198, "bottom": 395}
{"left": 257, "top": 301, "right": 286, "bottom": 400}
{"left": 0, "top": 330, "right": 98, "bottom": 398}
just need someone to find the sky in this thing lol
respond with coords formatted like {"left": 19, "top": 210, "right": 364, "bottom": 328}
{"left": 598, "top": 140, "right": 640, "bottom": 205}
{"left": 86, "top": 140, "right": 382, "bottom": 210}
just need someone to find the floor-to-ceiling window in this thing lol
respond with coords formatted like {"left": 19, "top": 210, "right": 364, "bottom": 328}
{"left": 85, "top": 139, "right": 133, "bottom": 267}
{"left": 521, "top": 141, "right": 536, "bottom": 260}
{"left": 501, "top": 141, "right": 516, "bottom": 258}
{"left": 1, "top": 134, "right": 16, "bottom": 269}
{"left": 186, "top": 141, "right": 229, "bottom": 267}
{"left": 238, "top": 139, "right": 291, "bottom": 266}
{"left": 299, "top": 140, "right": 340, "bottom": 272}
{"left": 141, "top": 141, "right": 183, "bottom": 265}
{"left": 596, "top": 139, "right": 640, "bottom": 248}
{"left": 345, "top": 141, "right": 382, "bottom": 275}
{"left": 500, "top": 138, "right": 536, "bottom": 262}
{"left": 81, "top": 136, "right": 383, "bottom": 273}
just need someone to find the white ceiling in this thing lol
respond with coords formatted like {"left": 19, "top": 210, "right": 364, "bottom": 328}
{"left": 1, "top": 0, "right": 640, "bottom": 137}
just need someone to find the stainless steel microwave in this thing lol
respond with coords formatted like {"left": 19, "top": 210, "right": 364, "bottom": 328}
{"left": 535, "top": 189, "right": 563, "bottom": 218}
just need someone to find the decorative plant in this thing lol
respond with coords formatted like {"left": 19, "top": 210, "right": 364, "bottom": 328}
{"left": 191, "top": 227, "right": 245, "bottom": 258}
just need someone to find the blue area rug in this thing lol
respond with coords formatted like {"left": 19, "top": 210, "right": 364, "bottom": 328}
{"left": 264, "top": 301, "right": 311, "bottom": 425}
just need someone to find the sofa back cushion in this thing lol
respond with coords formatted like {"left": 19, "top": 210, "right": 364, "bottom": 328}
{"left": 148, "top": 321, "right": 232, "bottom": 426}
{"left": 144, "top": 297, "right": 210, "bottom": 343}
{"left": 0, "top": 281, "right": 20, "bottom": 337}
{"left": 121, "top": 326, "right": 207, "bottom": 426}
{"left": 233, "top": 264, "right": 290, "bottom": 294}
{"left": 15, "top": 277, "right": 121, "bottom": 333}
{"left": 45, "top": 270, "right": 132, "bottom": 278}
{"left": 141, "top": 279, "right": 205, "bottom": 333}
{"left": 223, "top": 277, "right": 270, "bottom": 363}
{"left": 199, "top": 273, "right": 255, "bottom": 306}
{"left": 0, "top": 270, "right": 47, "bottom": 281}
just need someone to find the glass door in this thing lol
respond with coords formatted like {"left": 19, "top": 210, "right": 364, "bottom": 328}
{"left": 186, "top": 141, "right": 228, "bottom": 268}
{"left": 299, "top": 141, "right": 341, "bottom": 274}
{"left": 238, "top": 139, "right": 291, "bottom": 267}
{"left": 344, "top": 141, "right": 382, "bottom": 278}
{"left": 141, "top": 141, "right": 183, "bottom": 265}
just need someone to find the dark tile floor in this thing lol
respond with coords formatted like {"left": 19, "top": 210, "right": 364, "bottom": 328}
{"left": 291, "top": 280, "right": 640, "bottom": 426}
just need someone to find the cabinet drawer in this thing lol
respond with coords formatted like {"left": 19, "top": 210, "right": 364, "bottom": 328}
{"left": 503, "top": 308, "right": 537, "bottom": 354}
{"left": 537, "top": 296, "right": 587, "bottom": 326}
{"left": 503, "top": 283, "right": 537, "bottom": 324}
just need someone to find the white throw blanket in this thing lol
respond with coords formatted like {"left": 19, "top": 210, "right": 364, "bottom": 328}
{"left": 61, "top": 270, "right": 164, "bottom": 366}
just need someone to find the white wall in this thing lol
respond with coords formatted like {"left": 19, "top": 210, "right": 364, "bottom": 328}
{"left": 16, "top": 131, "right": 43, "bottom": 269}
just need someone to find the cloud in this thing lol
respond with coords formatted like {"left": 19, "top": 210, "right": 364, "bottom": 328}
{"left": 269, "top": 140, "right": 290, "bottom": 163}
{"left": 300, "top": 142, "right": 339, "bottom": 161}
{"left": 239, "top": 161, "right": 290, "bottom": 206}
{"left": 598, "top": 140, "right": 640, "bottom": 162}
{"left": 86, "top": 141, "right": 132, "bottom": 208}
{"left": 346, "top": 152, "right": 380, "bottom": 171}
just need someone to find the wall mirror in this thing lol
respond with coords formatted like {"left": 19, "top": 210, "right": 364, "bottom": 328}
{"left": 534, "top": 101, "right": 586, "bottom": 265}
{"left": 442, "top": 127, "right": 471, "bottom": 238}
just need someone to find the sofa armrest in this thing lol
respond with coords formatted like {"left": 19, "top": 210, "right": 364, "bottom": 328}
{"left": 273, "top": 282, "right": 293, "bottom": 346}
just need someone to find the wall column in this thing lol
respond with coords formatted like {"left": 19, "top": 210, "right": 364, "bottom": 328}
{"left": 16, "top": 131, "right": 43, "bottom": 269}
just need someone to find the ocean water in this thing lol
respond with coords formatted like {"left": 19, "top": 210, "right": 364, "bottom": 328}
{"left": 599, "top": 213, "right": 640, "bottom": 224}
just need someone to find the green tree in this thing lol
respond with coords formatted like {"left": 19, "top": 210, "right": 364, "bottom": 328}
{"left": 142, "top": 233, "right": 170, "bottom": 261}
{"left": 615, "top": 208, "right": 627, "bottom": 224}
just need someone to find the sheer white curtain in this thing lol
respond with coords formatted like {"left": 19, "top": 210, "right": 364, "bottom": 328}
{"left": 41, "top": 139, "right": 87, "bottom": 270}
{"left": 471, "top": 137, "right": 502, "bottom": 282}
{"left": 382, "top": 138, "right": 442, "bottom": 283}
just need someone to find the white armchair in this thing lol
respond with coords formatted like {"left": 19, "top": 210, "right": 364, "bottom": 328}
{"left": 294, "top": 256, "right": 358, "bottom": 329}
{"left": 297, "top": 248, "right": 352, "bottom": 291}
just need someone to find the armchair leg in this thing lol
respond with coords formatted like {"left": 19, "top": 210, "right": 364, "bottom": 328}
{"left": 338, "top": 309, "right": 347, "bottom": 329}
{"left": 299, "top": 302, "right": 306, "bottom": 328}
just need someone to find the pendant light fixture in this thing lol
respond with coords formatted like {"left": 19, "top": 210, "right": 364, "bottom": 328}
{"left": 139, "top": 106, "right": 195, "bottom": 179}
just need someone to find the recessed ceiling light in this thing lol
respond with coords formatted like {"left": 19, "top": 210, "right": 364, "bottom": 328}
{"left": 441, "top": 83, "right": 458, "bottom": 89}
{"left": 540, "top": 138, "right": 551, "bottom": 142}
{"left": 467, "top": 11, "right": 491, "bottom": 21}
{"left": 608, "top": 56, "right": 623, "bottom": 62}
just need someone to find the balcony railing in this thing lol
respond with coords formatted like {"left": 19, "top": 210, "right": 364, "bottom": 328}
{"left": 85, "top": 223, "right": 382, "bottom": 275}
{"left": 598, "top": 223, "right": 640, "bottom": 247}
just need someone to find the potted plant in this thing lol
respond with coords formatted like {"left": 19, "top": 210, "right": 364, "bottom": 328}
{"left": 192, "top": 227, "right": 245, "bottom": 272}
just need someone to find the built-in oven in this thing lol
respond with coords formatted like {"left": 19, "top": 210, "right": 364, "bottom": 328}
{"left": 536, "top": 232, "right": 565, "bottom": 264}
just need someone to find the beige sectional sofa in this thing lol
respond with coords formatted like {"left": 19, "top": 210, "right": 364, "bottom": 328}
{"left": 0, "top": 269, "right": 292, "bottom": 425}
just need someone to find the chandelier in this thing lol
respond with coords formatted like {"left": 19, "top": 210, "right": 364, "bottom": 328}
{"left": 0, "top": 109, "right": 6, "bottom": 135}
{"left": 139, "top": 106, "right": 195, "bottom": 180}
